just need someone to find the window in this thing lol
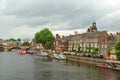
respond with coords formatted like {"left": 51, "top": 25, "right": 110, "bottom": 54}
{"left": 80, "top": 44, "right": 82, "bottom": 47}
{"left": 95, "top": 43, "right": 98, "bottom": 48}
{"left": 105, "top": 44, "right": 107, "bottom": 48}
{"left": 56, "top": 41, "right": 58, "bottom": 45}
{"left": 102, "top": 44, "right": 104, "bottom": 48}
{"left": 84, "top": 43, "right": 86, "bottom": 47}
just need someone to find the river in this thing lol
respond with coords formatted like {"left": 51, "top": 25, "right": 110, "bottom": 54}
{"left": 0, "top": 51, "right": 120, "bottom": 80}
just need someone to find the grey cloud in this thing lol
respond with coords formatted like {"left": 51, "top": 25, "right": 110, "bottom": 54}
{"left": 0, "top": 0, "right": 120, "bottom": 39}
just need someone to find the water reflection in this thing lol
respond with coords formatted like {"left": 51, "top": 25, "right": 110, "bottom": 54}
{"left": 0, "top": 52, "right": 120, "bottom": 80}
{"left": 34, "top": 56, "right": 120, "bottom": 80}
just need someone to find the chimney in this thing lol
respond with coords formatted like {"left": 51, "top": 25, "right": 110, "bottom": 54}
{"left": 56, "top": 34, "right": 60, "bottom": 39}
{"left": 74, "top": 31, "right": 78, "bottom": 35}
{"left": 116, "top": 32, "right": 119, "bottom": 35}
{"left": 110, "top": 33, "right": 113, "bottom": 36}
{"left": 62, "top": 35, "right": 64, "bottom": 39}
{"left": 90, "top": 26, "right": 93, "bottom": 32}
{"left": 87, "top": 28, "right": 89, "bottom": 32}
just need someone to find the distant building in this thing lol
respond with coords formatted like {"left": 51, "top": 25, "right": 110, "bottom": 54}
{"left": 107, "top": 32, "right": 120, "bottom": 54}
{"left": 29, "top": 38, "right": 36, "bottom": 47}
{"left": 3, "top": 40, "right": 21, "bottom": 46}
{"left": 0, "top": 39, "right": 4, "bottom": 46}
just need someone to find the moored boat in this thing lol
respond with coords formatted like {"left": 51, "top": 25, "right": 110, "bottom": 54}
{"left": 96, "top": 63, "right": 120, "bottom": 71}
{"left": 18, "top": 50, "right": 26, "bottom": 55}
{"left": 53, "top": 53, "right": 66, "bottom": 60}
{"left": 37, "top": 52, "right": 48, "bottom": 57}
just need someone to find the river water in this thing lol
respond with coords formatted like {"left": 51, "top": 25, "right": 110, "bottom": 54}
{"left": 0, "top": 51, "right": 120, "bottom": 80}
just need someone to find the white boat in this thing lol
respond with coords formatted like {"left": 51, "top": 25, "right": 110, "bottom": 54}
{"left": 59, "top": 54, "right": 66, "bottom": 60}
{"left": 38, "top": 52, "right": 48, "bottom": 57}
{"left": 53, "top": 54, "right": 66, "bottom": 60}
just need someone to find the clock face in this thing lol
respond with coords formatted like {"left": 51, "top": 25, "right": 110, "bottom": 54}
{"left": 93, "top": 23, "right": 96, "bottom": 26}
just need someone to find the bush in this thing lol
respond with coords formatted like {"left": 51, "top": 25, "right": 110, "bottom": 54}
{"left": 115, "top": 50, "right": 120, "bottom": 60}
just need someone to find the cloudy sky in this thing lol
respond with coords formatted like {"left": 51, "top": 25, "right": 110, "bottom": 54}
{"left": 0, "top": 0, "right": 120, "bottom": 39}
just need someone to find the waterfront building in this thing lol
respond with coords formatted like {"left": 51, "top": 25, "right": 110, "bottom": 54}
{"left": 4, "top": 40, "right": 21, "bottom": 46}
{"left": 107, "top": 32, "right": 120, "bottom": 54}
{"left": 53, "top": 22, "right": 119, "bottom": 57}
{"left": 68, "top": 31, "right": 108, "bottom": 55}
{"left": 53, "top": 34, "right": 62, "bottom": 51}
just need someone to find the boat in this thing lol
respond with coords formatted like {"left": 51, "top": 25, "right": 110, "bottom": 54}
{"left": 26, "top": 50, "right": 34, "bottom": 55}
{"left": 96, "top": 63, "right": 120, "bottom": 71}
{"left": 53, "top": 53, "right": 66, "bottom": 60}
{"left": 96, "top": 63, "right": 113, "bottom": 69}
{"left": 37, "top": 52, "right": 48, "bottom": 57}
{"left": 59, "top": 54, "right": 66, "bottom": 60}
{"left": 18, "top": 50, "right": 26, "bottom": 55}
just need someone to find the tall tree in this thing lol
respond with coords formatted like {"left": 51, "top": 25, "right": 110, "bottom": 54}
{"left": 17, "top": 38, "right": 21, "bottom": 41}
{"left": 114, "top": 36, "right": 120, "bottom": 60}
{"left": 21, "top": 42, "right": 30, "bottom": 46}
{"left": 8, "top": 38, "right": 16, "bottom": 41}
{"left": 34, "top": 28, "right": 53, "bottom": 49}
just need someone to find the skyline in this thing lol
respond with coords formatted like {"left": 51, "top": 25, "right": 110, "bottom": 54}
{"left": 0, "top": 0, "right": 120, "bottom": 39}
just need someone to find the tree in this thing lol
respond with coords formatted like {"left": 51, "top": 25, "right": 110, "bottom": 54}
{"left": 8, "top": 38, "right": 16, "bottom": 41}
{"left": 78, "top": 42, "right": 81, "bottom": 52}
{"left": 108, "top": 49, "right": 111, "bottom": 55}
{"left": 34, "top": 28, "right": 53, "bottom": 49}
{"left": 72, "top": 44, "right": 74, "bottom": 52}
{"left": 93, "top": 48, "right": 98, "bottom": 55}
{"left": 114, "top": 36, "right": 120, "bottom": 60}
{"left": 17, "top": 38, "right": 21, "bottom": 41}
{"left": 21, "top": 42, "right": 30, "bottom": 46}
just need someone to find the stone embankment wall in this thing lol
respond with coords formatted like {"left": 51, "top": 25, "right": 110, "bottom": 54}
{"left": 66, "top": 56, "right": 120, "bottom": 68}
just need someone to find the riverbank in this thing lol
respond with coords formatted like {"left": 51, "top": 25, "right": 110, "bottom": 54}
{"left": 66, "top": 56, "right": 120, "bottom": 69}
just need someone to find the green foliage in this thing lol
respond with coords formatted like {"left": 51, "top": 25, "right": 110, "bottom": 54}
{"left": 115, "top": 51, "right": 120, "bottom": 60}
{"left": 72, "top": 44, "right": 74, "bottom": 52}
{"left": 45, "top": 41, "right": 52, "bottom": 49}
{"left": 108, "top": 49, "right": 111, "bottom": 55}
{"left": 8, "top": 38, "right": 16, "bottom": 41}
{"left": 87, "top": 44, "right": 92, "bottom": 53}
{"left": 17, "top": 38, "right": 21, "bottom": 41}
{"left": 21, "top": 42, "right": 30, "bottom": 46}
{"left": 114, "top": 38, "right": 120, "bottom": 60}
{"left": 34, "top": 28, "right": 53, "bottom": 49}
{"left": 114, "top": 40, "right": 120, "bottom": 50}
{"left": 93, "top": 48, "right": 98, "bottom": 55}
{"left": 78, "top": 42, "right": 81, "bottom": 52}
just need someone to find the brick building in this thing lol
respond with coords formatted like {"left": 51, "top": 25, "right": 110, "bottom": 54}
{"left": 53, "top": 34, "right": 72, "bottom": 51}
{"left": 53, "top": 34, "right": 61, "bottom": 51}
{"left": 68, "top": 31, "right": 108, "bottom": 55}
{"left": 53, "top": 22, "right": 119, "bottom": 56}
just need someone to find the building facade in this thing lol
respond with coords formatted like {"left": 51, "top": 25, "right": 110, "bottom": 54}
{"left": 53, "top": 22, "right": 118, "bottom": 56}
